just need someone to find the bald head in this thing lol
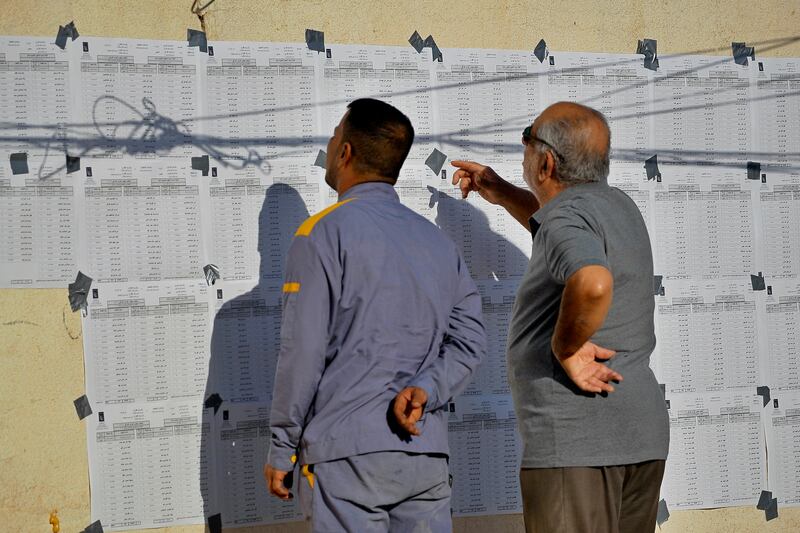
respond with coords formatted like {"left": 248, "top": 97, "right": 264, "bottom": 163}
{"left": 531, "top": 102, "right": 611, "bottom": 186}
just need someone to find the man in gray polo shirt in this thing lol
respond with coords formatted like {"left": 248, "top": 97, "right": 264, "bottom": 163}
{"left": 452, "top": 102, "right": 669, "bottom": 533}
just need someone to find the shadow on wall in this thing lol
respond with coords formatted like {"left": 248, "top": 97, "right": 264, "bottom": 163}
{"left": 6, "top": 34, "right": 800, "bottom": 180}
{"left": 431, "top": 187, "right": 529, "bottom": 398}
{"left": 193, "top": 181, "right": 531, "bottom": 526}
{"left": 201, "top": 183, "right": 309, "bottom": 526}
{"left": 432, "top": 188, "right": 529, "bottom": 281}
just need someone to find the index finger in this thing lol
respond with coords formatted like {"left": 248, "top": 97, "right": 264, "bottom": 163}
{"left": 451, "top": 160, "right": 485, "bottom": 173}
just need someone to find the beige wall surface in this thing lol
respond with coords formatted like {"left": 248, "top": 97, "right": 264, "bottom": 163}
{"left": 1, "top": 1, "right": 799, "bottom": 532}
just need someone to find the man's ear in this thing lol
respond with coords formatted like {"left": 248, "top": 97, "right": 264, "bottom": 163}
{"left": 542, "top": 151, "right": 557, "bottom": 180}
{"left": 340, "top": 141, "right": 353, "bottom": 167}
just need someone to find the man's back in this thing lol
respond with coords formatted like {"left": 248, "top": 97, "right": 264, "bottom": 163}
{"left": 272, "top": 181, "right": 485, "bottom": 466}
{"left": 266, "top": 99, "right": 485, "bottom": 532}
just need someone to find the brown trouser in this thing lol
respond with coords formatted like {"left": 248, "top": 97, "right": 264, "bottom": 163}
{"left": 519, "top": 460, "right": 666, "bottom": 533}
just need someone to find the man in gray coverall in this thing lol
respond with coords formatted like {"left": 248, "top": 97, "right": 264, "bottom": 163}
{"left": 452, "top": 102, "right": 669, "bottom": 533}
{"left": 264, "top": 98, "right": 486, "bottom": 532}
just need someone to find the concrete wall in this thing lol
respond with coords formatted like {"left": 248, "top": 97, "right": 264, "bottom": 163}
{"left": 1, "top": 1, "right": 799, "bottom": 531}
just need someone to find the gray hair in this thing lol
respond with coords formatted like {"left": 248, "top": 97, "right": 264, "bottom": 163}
{"left": 534, "top": 108, "right": 611, "bottom": 186}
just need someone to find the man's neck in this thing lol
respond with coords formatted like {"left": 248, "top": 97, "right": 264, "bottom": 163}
{"left": 535, "top": 181, "right": 568, "bottom": 208}
{"left": 337, "top": 174, "right": 394, "bottom": 196}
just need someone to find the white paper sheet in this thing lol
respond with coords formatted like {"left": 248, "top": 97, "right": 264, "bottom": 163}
{"left": 661, "top": 391, "right": 766, "bottom": 509}
{"left": 0, "top": 171, "right": 79, "bottom": 286}
{"left": 75, "top": 160, "right": 205, "bottom": 283}
{"left": 757, "top": 169, "right": 800, "bottom": 279}
{"left": 448, "top": 394, "right": 522, "bottom": 516}
{"left": 0, "top": 37, "right": 79, "bottom": 287}
{"left": 432, "top": 48, "right": 546, "bottom": 166}
{"left": 87, "top": 401, "right": 215, "bottom": 531}
{"left": 651, "top": 166, "right": 759, "bottom": 281}
{"left": 213, "top": 403, "right": 303, "bottom": 526}
{"left": 199, "top": 161, "right": 322, "bottom": 282}
{"left": 651, "top": 54, "right": 755, "bottom": 167}
{"left": 200, "top": 41, "right": 318, "bottom": 166}
{"left": 655, "top": 279, "right": 766, "bottom": 394}
{"left": 82, "top": 279, "right": 213, "bottom": 405}
{"left": 317, "top": 43, "right": 437, "bottom": 165}
{"left": 0, "top": 36, "right": 72, "bottom": 161}
{"left": 70, "top": 37, "right": 200, "bottom": 160}
{"left": 765, "top": 391, "right": 800, "bottom": 507}
{"left": 762, "top": 279, "right": 800, "bottom": 392}
{"left": 753, "top": 57, "right": 800, "bottom": 169}
{"left": 207, "top": 280, "right": 282, "bottom": 404}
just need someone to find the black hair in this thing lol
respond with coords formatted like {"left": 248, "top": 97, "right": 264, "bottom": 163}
{"left": 342, "top": 98, "right": 414, "bottom": 180}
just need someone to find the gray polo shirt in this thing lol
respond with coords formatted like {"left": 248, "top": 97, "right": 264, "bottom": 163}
{"left": 507, "top": 181, "right": 669, "bottom": 469}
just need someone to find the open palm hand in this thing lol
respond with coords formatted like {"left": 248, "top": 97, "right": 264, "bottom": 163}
{"left": 556, "top": 341, "right": 622, "bottom": 393}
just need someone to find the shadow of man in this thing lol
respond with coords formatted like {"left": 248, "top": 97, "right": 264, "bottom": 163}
{"left": 431, "top": 188, "right": 529, "bottom": 397}
{"left": 429, "top": 187, "right": 530, "bottom": 515}
{"left": 201, "top": 183, "right": 310, "bottom": 531}
{"left": 432, "top": 188, "right": 529, "bottom": 281}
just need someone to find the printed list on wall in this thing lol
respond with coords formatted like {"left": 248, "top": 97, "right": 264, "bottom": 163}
{"left": 0, "top": 34, "right": 799, "bottom": 530}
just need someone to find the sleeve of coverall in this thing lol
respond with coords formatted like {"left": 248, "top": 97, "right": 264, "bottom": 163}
{"left": 409, "top": 255, "right": 487, "bottom": 412}
{"left": 267, "top": 236, "right": 332, "bottom": 472}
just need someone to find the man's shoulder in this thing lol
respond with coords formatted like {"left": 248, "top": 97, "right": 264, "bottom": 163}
{"left": 294, "top": 198, "right": 359, "bottom": 238}
{"left": 549, "top": 184, "right": 637, "bottom": 219}
{"left": 295, "top": 195, "right": 457, "bottom": 256}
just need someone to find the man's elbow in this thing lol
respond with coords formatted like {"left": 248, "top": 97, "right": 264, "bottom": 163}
{"left": 571, "top": 265, "right": 613, "bottom": 302}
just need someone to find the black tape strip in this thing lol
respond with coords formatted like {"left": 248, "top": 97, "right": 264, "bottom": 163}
{"left": 74, "top": 395, "right": 92, "bottom": 420}
{"left": 191, "top": 155, "right": 209, "bottom": 176}
{"left": 756, "top": 386, "right": 771, "bottom": 407}
{"left": 314, "top": 150, "right": 327, "bottom": 168}
{"left": 68, "top": 271, "right": 93, "bottom": 313}
{"left": 425, "top": 149, "right": 447, "bottom": 175}
{"left": 644, "top": 155, "right": 661, "bottom": 181}
{"left": 409, "top": 31, "right": 425, "bottom": 53}
{"left": 187, "top": 29, "right": 208, "bottom": 53}
{"left": 747, "top": 161, "right": 761, "bottom": 180}
{"left": 10, "top": 153, "right": 29, "bottom": 175}
{"left": 205, "top": 393, "right": 224, "bottom": 414}
{"left": 656, "top": 499, "right": 669, "bottom": 526}
{"left": 636, "top": 39, "right": 659, "bottom": 71}
{"left": 305, "top": 29, "right": 325, "bottom": 53}
{"left": 534, "top": 39, "right": 548, "bottom": 63}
